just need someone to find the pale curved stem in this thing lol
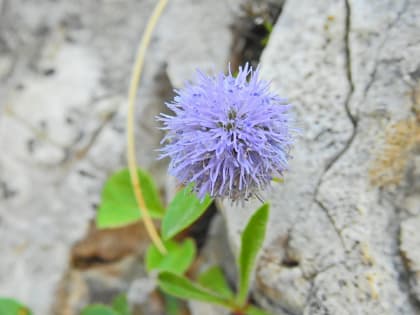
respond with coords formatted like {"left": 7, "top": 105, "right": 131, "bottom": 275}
{"left": 127, "top": 0, "right": 169, "bottom": 254}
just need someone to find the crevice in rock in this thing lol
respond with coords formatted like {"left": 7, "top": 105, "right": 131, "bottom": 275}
{"left": 3, "top": 106, "right": 65, "bottom": 149}
{"left": 363, "top": 0, "right": 409, "bottom": 99}
{"left": 205, "top": 0, "right": 287, "bottom": 255}
{"left": 343, "top": 0, "right": 356, "bottom": 125}
{"left": 181, "top": 201, "right": 218, "bottom": 251}
{"left": 321, "top": 0, "right": 357, "bottom": 176}
{"left": 229, "top": 0, "right": 284, "bottom": 69}
{"left": 70, "top": 221, "right": 149, "bottom": 270}
{"left": 397, "top": 222, "right": 420, "bottom": 309}
{"left": 0, "top": 179, "right": 17, "bottom": 199}
{"left": 66, "top": 109, "right": 116, "bottom": 164}
{"left": 314, "top": 199, "right": 347, "bottom": 251}
{"left": 313, "top": 0, "right": 358, "bottom": 259}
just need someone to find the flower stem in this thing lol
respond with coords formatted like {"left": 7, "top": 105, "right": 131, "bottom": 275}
{"left": 127, "top": 0, "right": 168, "bottom": 254}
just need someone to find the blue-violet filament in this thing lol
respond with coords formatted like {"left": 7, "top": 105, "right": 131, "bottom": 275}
{"left": 158, "top": 63, "right": 294, "bottom": 201}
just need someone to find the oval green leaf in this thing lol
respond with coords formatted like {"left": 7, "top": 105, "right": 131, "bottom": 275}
{"left": 157, "top": 272, "right": 231, "bottom": 308}
{"left": 97, "top": 168, "right": 165, "bottom": 228}
{"left": 146, "top": 239, "right": 196, "bottom": 275}
{"left": 81, "top": 305, "right": 119, "bottom": 315}
{"left": 0, "top": 298, "right": 32, "bottom": 315}
{"left": 198, "top": 266, "right": 234, "bottom": 300}
{"left": 237, "top": 204, "right": 269, "bottom": 306}
{"left": 162, "top": 185, "right": 212, "bottom": 240}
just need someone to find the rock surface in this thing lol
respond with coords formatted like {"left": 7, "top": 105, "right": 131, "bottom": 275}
{"left": 1, "top": 0, "right": 419, "bottom": 314}
{"left": 220, "top": 0, "right": 420, "bottom": 314}
{"left": 400, "top": 215, "right": 420, "bottom": 302}
{"left": 0, "top": 0, "right": 240, "bottom": 314}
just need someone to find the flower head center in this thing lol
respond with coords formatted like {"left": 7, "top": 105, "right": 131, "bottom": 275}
{"left": 216, "top": 109, "right": 239, "bottom": 131}
{"left": 228, "top": 109, "right": 237, "bottom": 120}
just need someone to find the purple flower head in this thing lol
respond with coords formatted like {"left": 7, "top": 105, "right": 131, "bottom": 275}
{"left": 158, "top": 63, "right": 294, "bottom": 201}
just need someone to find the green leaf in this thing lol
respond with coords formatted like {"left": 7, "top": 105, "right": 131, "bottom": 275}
{"left": 163, "top": 294, "right": 184, "bottom": 315}
{"left": 97, "top": 169, "right": 165, "bottom": 228}
{"left": 0, "top": 298, "right": 32, "bottom": 315}
{"left": 261, "top": 21, "right": 273, "bottom": 47}
{"left": 198, "top": 266, "right": 234, "bottom": 300}
{"left": 146, "top": 239, "right": 196, "bottom": 275}
{"left": 162, "top": 185, "right": 212, "bottom": 240}
{"left": 261, "top": 36, "right": 269, "bottom": 47}
{"left": 246, "top": 305, "right": 272, "bottom": 315}
{"left": 157, "top": 272, "right": 231, "bottom": 308}
{"left": 81, "top": 305, "right": 119, "bottom": 315}
{"left": 263, "top": 21, "right": 273, "bottom": 33}
{"left": 237, "top": 204, "right": 270, "bottom": 306}
{"left": 112, "top": 294, "right": 130, "bottom": 315}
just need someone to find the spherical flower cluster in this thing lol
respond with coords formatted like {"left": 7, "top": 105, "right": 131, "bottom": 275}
{"left": 158, "top": 63, "right": 294, "bottom": 201}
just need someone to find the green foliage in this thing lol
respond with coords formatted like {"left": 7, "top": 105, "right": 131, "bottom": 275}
{"left": 237, "top": 204, "right": 270, "bottom": 305}
{"left": 97, "top": 169, "right": 165, "bottom": 228}
{"left": 111, "top": 294, "right": 130, "bottom": 315}
{"left": 156, "top": 204, "right": 271, "bottom": 315}
{"left": 81, "top": 294, "right": 131, "bottom": 315}
{"left": 162, "top": 185, "right": 212, "bottom": 240}
{"left": 95, "top": 167, "right": 272, "bottom": 314}
{"left": 146, "top": 239, "right": 196, "bottom": 275}
{"left": 163, "top": 294, "right": 184, "bottom": 315}
{"left": 197, "top": 266, "right": 234, "bottom": 300}
{"left": 0, "top": 298, "right": 32, "bottom": 315}
{"left": 261, "top": 20, "right": 274, "bottom": 47}
{"left": 246, "top": 305, "right": 273, "bottom": 315}
{"left": 81, "top": 305, "right": 119, "bottom": 315}
{"left": 157, "top": 272, "right": 231, "bottom": 308}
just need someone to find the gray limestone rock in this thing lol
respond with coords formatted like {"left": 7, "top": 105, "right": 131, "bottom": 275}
{"left": 1, "top": 0, "right": 419, "bottom": 314}
{"left": 0, "top": 0, "right": 239, "bottom": 314}
{"left": 400, "top": 215, "right": 420, "bottom": 303}
{"left": 219, "top": 0, "right": 420, "bottom": 314}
